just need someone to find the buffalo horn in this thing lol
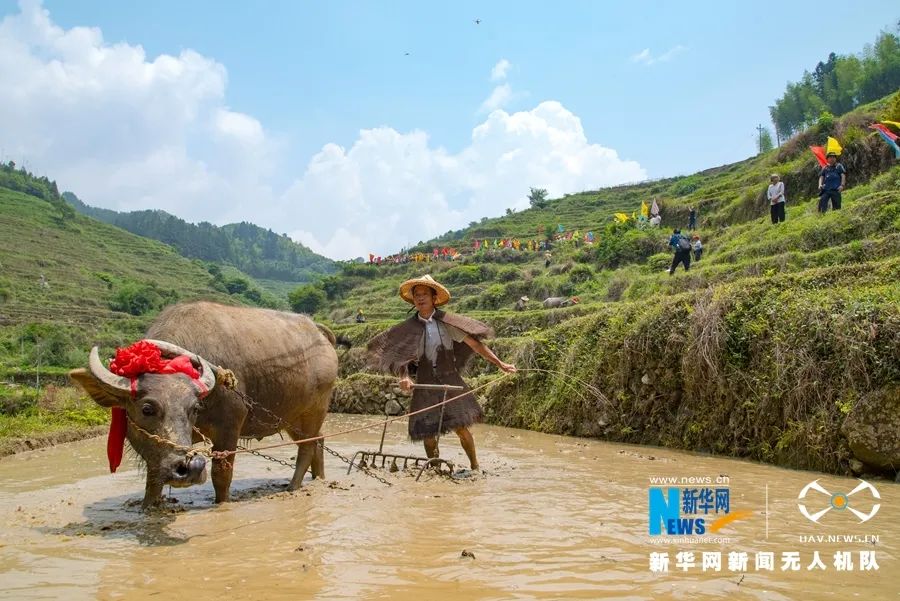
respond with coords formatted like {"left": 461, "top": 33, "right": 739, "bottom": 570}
{"left": 88, "top": 346, "right": 132, "bottom": 396}
{"left": 145, "top": 339, "right": 219, "bottom": 392}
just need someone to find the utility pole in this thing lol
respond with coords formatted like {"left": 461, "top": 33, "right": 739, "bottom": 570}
{"left": 756, "top": 124, "right": 766, "bottom": 153}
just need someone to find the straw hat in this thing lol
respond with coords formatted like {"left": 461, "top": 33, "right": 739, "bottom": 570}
{"left": 399, "top": 274, "right": 451, "bottom": 306}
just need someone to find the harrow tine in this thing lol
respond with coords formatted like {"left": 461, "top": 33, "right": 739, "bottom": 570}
{"left": 347, "top": 451, "right": 363, "bottom": 475}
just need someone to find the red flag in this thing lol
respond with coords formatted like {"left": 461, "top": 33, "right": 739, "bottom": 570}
{"left": 809, "top": 146, "right": 828, "bottom": 167}
{"left": 871, "top": 123, "right": 899, "bottom": 141}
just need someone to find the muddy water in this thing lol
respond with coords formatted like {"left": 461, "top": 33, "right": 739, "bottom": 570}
{"left": 0, "top": 415, "right": 897, "bottom": 600}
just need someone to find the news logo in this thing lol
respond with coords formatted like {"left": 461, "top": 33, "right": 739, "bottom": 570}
{"left": 648, "top": 478, "right": 751, "bottom": 536}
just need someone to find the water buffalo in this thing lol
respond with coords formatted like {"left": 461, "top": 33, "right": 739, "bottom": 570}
{"left": 542, "top": 296, "right": 580, "bottom": 309}
{"left": 69, "top": 301, "right": 339, "bottom": 509}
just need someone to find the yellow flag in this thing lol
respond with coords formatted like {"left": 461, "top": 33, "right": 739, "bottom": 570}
{"left": 614, "top": 212, "right": 629, "bottom": 223}
{"left": 640, "top": 201, "right": 649, "bottom": 218}
{"left": 826, "top": 136, "right": 843, "bottom": 156}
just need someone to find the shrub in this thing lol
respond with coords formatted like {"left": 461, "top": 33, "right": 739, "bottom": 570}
{"left": 224, "top": 277, "right": 250, "bottom": 294}
{"left": 319, "top": 275, "right": 355, "bottom": 300}
{"left": 288, "top": 285, "right": 326, "bottom": 314}
{"left": 340, "top": 263, "right": 379, "bottom": 279}
{"left": 648, "top": 253, "right": 672, "bottom": 271}
{"left": 882, "top": 90, "right": 900, "bottom": 122}
{"left": 841, "top": 125, "right": 866, "bottom": 146}
{"left": 605, "top": 274, "right": 630, "bottom": 301}
{"left": 816, "top": 111, "right": 835, "bottom": 136}
{"left": 871, "top": 165, "right": 900, "bottom": 193}
{"left": 21, "top": 323, "right": 84, "bottom": 367}
{"left": 479, "top": 284, "right": 507, "bottom": 310}
{"left": 671, "top": 175, "right": 702, "bottom": 196}
{"left": 497, "top": 266, "right": 520, "bottom": 282}
{"left": 109, "top": 281, "right": 177, "bottom": 316}
{"left": 592, "top": 223, "right": 665, "bottom": 269}
{"left": 443, "top": 264, "right": 497, "bottom": 285}
{"left": 568, "top": 264, "right": 594, "bottom": 283}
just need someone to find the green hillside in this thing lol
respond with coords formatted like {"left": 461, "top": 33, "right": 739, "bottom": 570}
{"left": 64, "top": 193, "right": 337, "bottom": 284}
{"left": 0, "top": 182, "right": 267, "bottom": 376}
{"left": 315, "top": 93, "right": 900, "bottom": 477}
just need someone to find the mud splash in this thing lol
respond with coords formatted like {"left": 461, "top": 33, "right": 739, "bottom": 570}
{"left": 0, "top": 415, "right": 897, "bottom": 600}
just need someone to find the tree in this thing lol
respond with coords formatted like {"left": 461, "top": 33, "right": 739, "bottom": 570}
{"left": 288, "top": 285, "right": 326, "bottom": 314}
{"left": 769, "top": 24, "right": 900, "bottom": 137}
{"left": 505, "top": 207, "right": 515, "bottom": 216}
{"left": 756, "top": 126, "right": 774, "bottom": 154}
{"left": 528, "top": 187, "right": 549, "bottom": 209}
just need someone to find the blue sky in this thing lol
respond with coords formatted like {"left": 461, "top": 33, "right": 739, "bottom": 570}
{"left": 1, "top": 1, "right": 897, "bottom": 258}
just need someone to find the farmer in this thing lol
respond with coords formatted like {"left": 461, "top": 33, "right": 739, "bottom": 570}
{"left": 366, "top": 275, "right": 516, "bottom": 470}
{"left": 767, "top": 174, "right": 786, "bottom": 224}
{"left": 818, "top": 153, "right": 846, "bottom": 213}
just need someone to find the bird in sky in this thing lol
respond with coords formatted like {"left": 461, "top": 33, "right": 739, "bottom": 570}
{"left": 474, "top": 18, "right": 481, "bottom": 25}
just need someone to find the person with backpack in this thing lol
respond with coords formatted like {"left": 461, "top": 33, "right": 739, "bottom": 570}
{"left": 818, "top": 153, "right": 846, "bottom": 213}
{"left": 668, "top": 228, "right": 692, "bottom": 274}
{"left": 767, "top": 174, "right": 786, "bottom": 224}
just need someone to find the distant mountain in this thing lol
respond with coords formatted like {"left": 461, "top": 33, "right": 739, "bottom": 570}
{"left": 63, "top": 193, "right": 337, "bottom": 282}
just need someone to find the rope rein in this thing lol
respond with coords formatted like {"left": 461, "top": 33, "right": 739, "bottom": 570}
{"left": 123, "top": 367, "right": 610, "bottom": 462}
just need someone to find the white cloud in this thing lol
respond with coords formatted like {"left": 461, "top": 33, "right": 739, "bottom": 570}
{"left": 631, "top": 45, "right": 684, "bottom": 66}
{"left": 274, "top": 101, "right": 645, "bottom": 259}
{"left": 478, "top": 83, "right": 513, "bottom": 114}
{"left": 631, "top": 48, "right": 651, "bottom": 63}
{"left": 0, "top": 0, "right": 276, "bottom": 219}
{"left": 1, "top": 1, "right": 646, "bottom": 261}
{"left": 491, "top": 58, "right": 511, "bottom": 81}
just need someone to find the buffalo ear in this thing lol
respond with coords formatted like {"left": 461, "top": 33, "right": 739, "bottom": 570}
{"left": 69, "top": 368, "right": 127, "bottom": 408}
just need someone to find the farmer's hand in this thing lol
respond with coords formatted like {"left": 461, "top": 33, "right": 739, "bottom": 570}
{"left": 838, "top": 185, "right": 844, "bottom": 192}
{"left": 499, "top": 362, "right": 518, "bottom": 374}
{"left": 399, "top": 377, "right": 414, "bottom": 393}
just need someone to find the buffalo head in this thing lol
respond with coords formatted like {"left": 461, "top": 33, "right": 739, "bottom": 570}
{"left": 69, "top": 340, "right": 219, "bottom": 506}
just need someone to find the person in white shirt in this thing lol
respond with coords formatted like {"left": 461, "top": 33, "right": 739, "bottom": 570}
{"left": 767, "top": 174, "right": 786, "bottom": 224}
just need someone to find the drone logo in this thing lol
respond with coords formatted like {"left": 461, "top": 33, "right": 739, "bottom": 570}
{"left": 797, "top": 479, "right": 881, "bottom": 523}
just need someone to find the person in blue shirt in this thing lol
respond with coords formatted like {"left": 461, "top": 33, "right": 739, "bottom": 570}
{"left": 668, "top": 228, "right": 692, "bottom": 275}
{"left": 818, "top": 153, "right": 846, "bottom": 213}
